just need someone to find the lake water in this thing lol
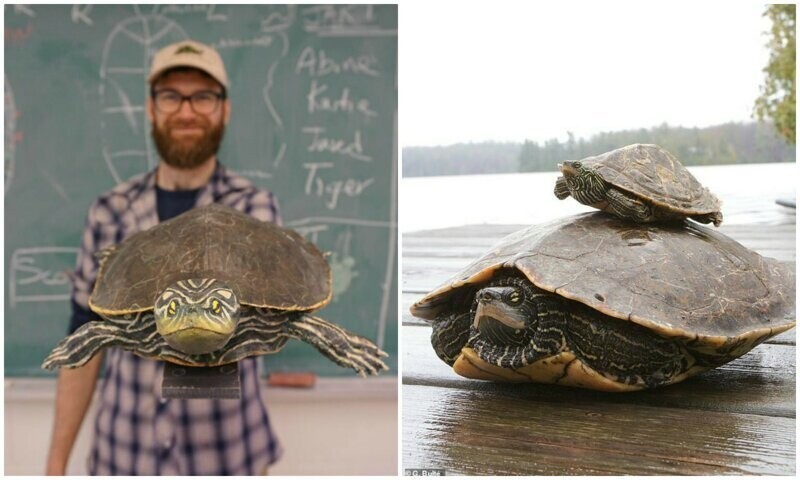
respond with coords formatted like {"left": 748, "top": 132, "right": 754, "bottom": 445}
{"left": 401, "top": 163, "right": 796, "bottom": 233}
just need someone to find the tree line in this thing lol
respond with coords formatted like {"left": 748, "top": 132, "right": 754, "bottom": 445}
{"left": 402, "top": 122, "right": 795, "bottom": 177}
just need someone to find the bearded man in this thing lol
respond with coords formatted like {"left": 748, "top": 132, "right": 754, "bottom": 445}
{"left": 45, "top": 40, "right": 282, "bottom": 475}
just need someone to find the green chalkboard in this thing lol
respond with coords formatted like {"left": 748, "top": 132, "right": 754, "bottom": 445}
{"left": 4, "top": 4, "right": 397, "bottom": 377}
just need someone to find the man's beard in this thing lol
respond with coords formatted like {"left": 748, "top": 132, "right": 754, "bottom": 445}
{"left": 151, "top": 119, "right": 225, "bottom": 170}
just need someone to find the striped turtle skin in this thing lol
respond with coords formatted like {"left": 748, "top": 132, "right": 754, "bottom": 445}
{"left": 554, "top": 144, "right": 723, "bottom": 226}
{"left": 43, "top": 205, "right": 388, "bottom": 376}
{"left": 411, "top": 213, "right": 795, "bottom": 391}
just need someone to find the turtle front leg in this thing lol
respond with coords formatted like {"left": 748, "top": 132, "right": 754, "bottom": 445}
{"left": 284, "top": 315, "right": 389, "bottom": 376}
{"left": 431, "top": 310, "right": 472, "bottom": 366}
{"left": 605, "top": 187, "right": 654, "bottom": 222}
{"left": 42, "top": 322, "right": 130, "bottom": 369}
{"left": 554, "top": 176, "right": 571, "bottom": 200}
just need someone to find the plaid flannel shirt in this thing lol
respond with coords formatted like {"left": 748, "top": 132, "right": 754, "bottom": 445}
{"left": 72, "top": 163, "right": 283, "bottom": 475}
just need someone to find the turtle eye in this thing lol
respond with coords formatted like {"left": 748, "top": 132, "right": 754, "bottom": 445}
{"left": 210, "top": 298, "right": 221, "bottom": 314}
{"left": 167, "top": 300, "right": 177, "bottom": 316}
{"left": 505, "top": 288, "right": 522, "bottom": 306}
{"left": 573, "top": 161, "right": 582, "bottom": 169}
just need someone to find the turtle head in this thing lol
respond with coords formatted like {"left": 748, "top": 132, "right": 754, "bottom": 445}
{"left": 558, "top": 161, "right": 607, "bottom": 206}
{"left": 154, "top": 278, "right": 240, "bottom": 355}
{"left": 461, "top": 276, "right": 541, "bottom": 370}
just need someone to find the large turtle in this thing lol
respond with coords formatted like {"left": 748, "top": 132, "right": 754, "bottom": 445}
{"left": 410, "top": 213, "right": 794, "bottom": 391}
{"left": 554, "top": 144, "right": 723, "bottom": 226}
{"left": 43, "top": 204, "right": 388, "bottom": 376}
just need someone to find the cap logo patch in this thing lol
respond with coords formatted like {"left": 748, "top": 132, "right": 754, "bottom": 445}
{"left": 175, "top": 44, "right": 202, "bottom": 55}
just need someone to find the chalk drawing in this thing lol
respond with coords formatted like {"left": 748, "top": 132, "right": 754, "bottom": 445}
{"left": 329, "top": 251, "right": 358, "bottom": 301}
{"left": 291, "top": 224, "right": 328, "bottom": 244}
{"left": 329, "top": 228, "right": 359, "bottom": 301}
{"left": 12, "top": 5, "right": 36, "bottom": 17}
{"left": 261, "top": 5, "right": 295, "bottom": 33}
{"left": 273, "top": 142, "right": 287, "bottom": 168}
{"left": 99, "top": 13, "right": 187, "bottom": 184}
{"left": 37, "top": 164, "right": 69, "bottom": 201}
{"left": 262, "top": 62, "right": 284, "bottom": 128}
{"left": 5, "top": 76, "right": 16, "bottom": 195}
{"left": 71, "top": 5, "right": 94, "bottom": 26}
{"left": 9, "top": 247, "right": 80, "bottom": 308}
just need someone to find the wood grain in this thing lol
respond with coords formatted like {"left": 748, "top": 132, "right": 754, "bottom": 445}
{"left": 403, "top": 384, "right": 795, "bottom": 475}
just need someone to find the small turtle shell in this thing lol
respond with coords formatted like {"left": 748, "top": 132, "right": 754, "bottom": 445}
{"left": 581, "top": 144, "right": 721, "bottom": 216}
{"left": 411, "top": 213, "right": 794, "bottom": 354}
{"left": 90, "top": 204, "right": 331, "bottom": 315}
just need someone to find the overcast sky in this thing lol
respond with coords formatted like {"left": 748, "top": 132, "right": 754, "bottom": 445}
{"left": 400, "top": 1, "right": 771, "bottom": 147}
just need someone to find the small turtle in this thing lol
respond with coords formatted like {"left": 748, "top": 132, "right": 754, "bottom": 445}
{"left": 410, "top": 213, "right": 794, "bottom": 391}
{"left": 554, "top": 144, "right": 723, "bottom": 226}
{"left": 43, "top": 204, "right": 388, "bottom": 376}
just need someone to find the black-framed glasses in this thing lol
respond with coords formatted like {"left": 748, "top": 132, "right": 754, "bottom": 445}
{"left": 152, "top": 89, "right": 226, "bottom": 114}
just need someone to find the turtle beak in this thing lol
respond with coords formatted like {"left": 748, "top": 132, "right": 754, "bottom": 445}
{"left": 560, "top": 162, "right": 579, "bottom": 177}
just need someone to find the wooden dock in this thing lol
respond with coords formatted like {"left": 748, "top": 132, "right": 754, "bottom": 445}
{"left": 402, "top": 221, "right": 796, "bottom": 475}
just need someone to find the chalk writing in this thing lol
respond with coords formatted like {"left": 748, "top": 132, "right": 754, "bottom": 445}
{"left": 213, "top": 36, "right": 274, "bottom": 49}
{"left": 303, "top": 162, "right": 374, "bottom": 210}
{"left": 301, "top": 5, "right": 373, "bottom": 30}
{"left": 71, "top": 5, "right": 94, "bottom": 26}
{"left": 215, "top": 36, "right": 272, "bottom": 49}
{"left": 303, "top": 127, "right": 372, "bottom": 162}
{"left": 155, "top": 4, "right": 227, "bottom": 22}
{"left": 295, "top": 47, "right": 379, "bottom": 77}
{"left": 9, "top": 248, "right": 79, "bottom": 308}
{"left": 307, "top": 80, "right": 376, "bottom": 118}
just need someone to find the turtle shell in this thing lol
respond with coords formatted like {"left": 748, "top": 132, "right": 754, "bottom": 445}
{"left": 581, "top": 144, "right": 721, "bottom": 216}
{"left": 411, "top": 212, "right": 795, "bottom": 350}
{"left": 89, "top": 204, "right": 331, "bottom": 315}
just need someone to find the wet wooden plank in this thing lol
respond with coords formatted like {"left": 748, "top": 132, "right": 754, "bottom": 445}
{"left": 402, "top": 326, "right": 795, "bottom": 417}
{"left": 403, "top": 384, "right": 796, "bottom": 475}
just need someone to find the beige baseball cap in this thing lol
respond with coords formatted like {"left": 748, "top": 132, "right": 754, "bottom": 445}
{"left": 147, "top": 40, "right": 229, "bottom": 89}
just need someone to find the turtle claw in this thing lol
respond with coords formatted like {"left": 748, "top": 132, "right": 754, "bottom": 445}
{"left": 286, "top": 315, "right": 389, "bottom": 376}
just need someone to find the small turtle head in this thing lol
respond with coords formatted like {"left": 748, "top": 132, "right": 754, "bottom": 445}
{"left": 154, "top": 278, "right": 240, "bottom": 355}
{"left": 559, "top": 161, "right": 607, "bottom": 206}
